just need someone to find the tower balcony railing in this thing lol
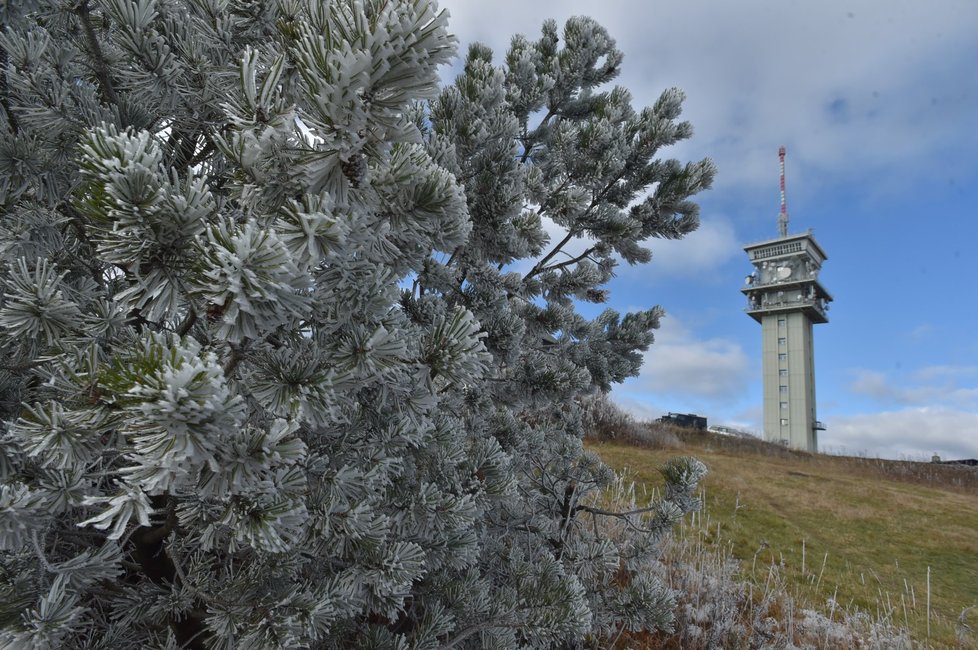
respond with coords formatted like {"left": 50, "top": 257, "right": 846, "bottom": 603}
{"left": 743, "top": 272, "right": 820, "bottom": 289}
{"left": 741, "top": 276, "right": 832, "bottom": 303}
{"left": 744, "top": 295, "right": 829, "bottom": 323}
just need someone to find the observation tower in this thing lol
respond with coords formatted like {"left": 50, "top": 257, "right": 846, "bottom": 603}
{"left": 742, "top": 147, "right": 832, "bottom": 451}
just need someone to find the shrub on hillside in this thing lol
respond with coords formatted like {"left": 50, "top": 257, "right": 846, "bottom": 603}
{"left": 581, "top": 394, "right": 680, "bottom": 448}
{"left": 600, "top": 503, "right": 916, "bottom": 649}
{"left": 0, "top": 2, "right": 714, "bottom": 646}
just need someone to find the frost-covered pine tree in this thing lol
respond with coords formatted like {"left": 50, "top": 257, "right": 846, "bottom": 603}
{"left": 0, "top": 1, "right": 714, "bottom": 647}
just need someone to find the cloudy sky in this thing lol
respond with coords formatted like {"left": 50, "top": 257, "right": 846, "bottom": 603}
{"left": 436, "top": 0, "right": 978, "bottom": 460}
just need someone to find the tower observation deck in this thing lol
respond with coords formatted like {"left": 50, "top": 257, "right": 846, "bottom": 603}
{"left": 741, "top": 148, "right": 831, "bottom": 451}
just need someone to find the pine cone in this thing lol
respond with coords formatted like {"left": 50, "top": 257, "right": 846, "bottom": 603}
{"left": 341, "top": 153, "right": 366, "bottom": 188}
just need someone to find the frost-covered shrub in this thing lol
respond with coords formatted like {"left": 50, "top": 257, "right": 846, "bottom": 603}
{"left": 581, "top": 394, "right": 680, "bottom": 449}
{"left": 646, "top": 520, "right": 914, "bottom": 649}
{"left": 0, "top": 1, "right": 714, "bottom": 647}
{"left": 581, "top": 393, "right": 638, "bottom": 440}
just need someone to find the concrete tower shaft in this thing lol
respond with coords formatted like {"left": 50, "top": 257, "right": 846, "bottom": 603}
{"left": 742, "top": 148, "right": 831, "bottom": 451}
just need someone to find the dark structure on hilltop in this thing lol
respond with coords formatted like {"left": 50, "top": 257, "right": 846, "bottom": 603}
{"left": 657, "top": 413, "right": 707, "bottom": 430}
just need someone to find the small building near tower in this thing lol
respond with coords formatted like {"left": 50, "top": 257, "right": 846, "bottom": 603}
{"left": 656, "top": 412, "right": 708, "bottom": 430}
{"left": 741, "top": 147, "right": 832, "bottom": 452}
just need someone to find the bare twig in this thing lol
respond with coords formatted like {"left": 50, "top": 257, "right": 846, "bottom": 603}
{"left": 223, "top": 342, "right": 247, "bottom": 377}
{"left": 536, "top": 245, "right": 598, "bottom": 275}
{"left": 523, "top": 228, "right": 577, "bottom": 281}
{"left": 176, "top": 310, "right": 197, "bottom": 337}
{"left": 31, "top": 530, "right": 54, "bottom": 572}
{"left": 576, "top": 502, "right": 662, "bottom": 519}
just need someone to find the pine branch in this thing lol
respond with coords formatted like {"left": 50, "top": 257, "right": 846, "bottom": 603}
{"left": 525, "top": 159, "right": 635, "bottom": 281}
{"left": 165, "top": 128, "right": 203, "bottom": 170}
{"left": 441, "top": 623, "right": 491, "bottom": 649}
{"left": 56, "top": 201, "right": 104, "bottom": 283}
{"left": 575, "top": 502, "right": 669, "bottom": 536}
{"left": 75, "top": 0, "right": 126, "bottom": 125}
{"left": 554, "top": 480, "right": 581, "bottom": 558}
{"left": 135, "top": 498, "right": 177, "bottom": 546}
{"left": 0, "top": 45, "right": 19, "bottom": 134}
{"left": 56, "top": 201, "right": 95, "bottom": 249}
{"left": 0, "top": 358, "right": 46, "bottom": 372}
{"left": 523, "top": 171, "right": 626, "bottom": 283}
{"left": 128, "top": 496, "right": 209, "bottom": 649}
{"left": 31, "top": 530, "right": 54, "bottom": 572}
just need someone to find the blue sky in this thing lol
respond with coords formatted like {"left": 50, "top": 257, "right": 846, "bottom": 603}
{"left": 437, "top": 0, "right": 978, "bottom": 460}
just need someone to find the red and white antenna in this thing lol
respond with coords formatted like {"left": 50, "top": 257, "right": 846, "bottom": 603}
{"left": 778, "top": 145, "right": 789, "bottom": 238}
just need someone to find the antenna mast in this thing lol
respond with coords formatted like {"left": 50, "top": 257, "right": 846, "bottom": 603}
{"left": 778, "top": 145, "right": 789, "bottom": 237}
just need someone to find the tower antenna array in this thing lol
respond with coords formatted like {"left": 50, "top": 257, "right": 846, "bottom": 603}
{"left": 778, "top": 145, "right": 789, "bottom": 238}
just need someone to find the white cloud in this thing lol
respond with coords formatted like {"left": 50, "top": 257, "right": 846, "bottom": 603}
{"left": 436, "top": 1, "right": 978, "bottom": 462}
{"left": 849, "top": 367, "right": 978, "bottom": 409}
{"left": 498, "top": 215, "right": 596, "bottom": 277}
{"left": 509, "top": 211, "right": 738, "bottom": 284}
{"left": 538, "top": 215, "right": 595, "bottom": 262}
{"left": 909, "top": 324, "right": 934, "bottom": 340}
{"left": 833, "top": 366, "right": 978, "bottom": 458}
{"left": 640, "top": 215, "right": 739, "bottom": 279}
{"left": 914, "top": 365, "right": 978, "bottom": 382}
{"left": 622, "top": 315, "right": 751, "bottom": 401}
{"left": 849, "top": 370, "right": 896, "bottom": 401}
{"left": 725, "top": 405, "right": 764, "bottom": 437}
{"left": 821, "top": 408, "right": 978, "bottom": 460}
{"left": 438, "top": 0, "right": 978, "bottom": 197}
{"left": 612, "top": 396, "right": 665, "bottom": 423}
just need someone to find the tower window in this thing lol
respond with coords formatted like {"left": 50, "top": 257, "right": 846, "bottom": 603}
{"left": 780, "top": 401, "right": 788, "bottom": 410}
{"left": 778, "top": 337, "right": 786, "bottom": 346}
{"left": 779, "top": 369, "right": 788, "bottom": 377}
{"left": 779, "top": 385, "right": 788, "bottom": 393}
{"left": 778, "top": 317, "right": 786, "bottom": 326}
{"left": 780, "top": 418, "right": 789, "bottom": 426}
{"left": 778, "top": 353, "right": 787, "bottom": 362}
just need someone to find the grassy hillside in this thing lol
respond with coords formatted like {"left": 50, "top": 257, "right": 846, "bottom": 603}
{"left": 589, "top": 428, "right": 978, "bottom": 648}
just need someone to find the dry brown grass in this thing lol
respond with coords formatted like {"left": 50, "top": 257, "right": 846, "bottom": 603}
{"left": 590, "top": 426, "right": 978, "bottom": 648}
